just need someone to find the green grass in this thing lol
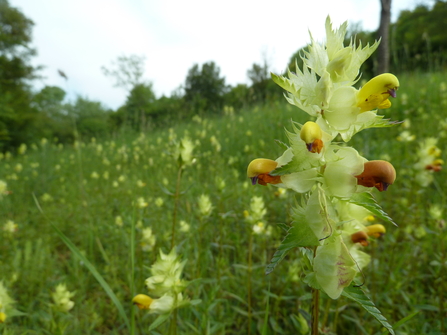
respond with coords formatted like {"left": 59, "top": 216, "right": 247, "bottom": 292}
{"left": 0, "top": 71, "right": 446, "bottom": 334}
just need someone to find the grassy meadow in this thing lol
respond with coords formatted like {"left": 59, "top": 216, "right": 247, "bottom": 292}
{"left": 0, "top": 71, "right": 446, "bottom": 334}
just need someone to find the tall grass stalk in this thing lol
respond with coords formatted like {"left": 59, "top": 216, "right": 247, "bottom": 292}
{"left": 171, "top": 165, "right": 183, "bottom": 249}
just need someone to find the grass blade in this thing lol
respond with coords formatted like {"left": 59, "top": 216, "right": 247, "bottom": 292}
{"left": 33, "top": 194, "right": 130, "bottom": 330}
{"left": 342, "top": 284, "right": 394, "bottom": 335}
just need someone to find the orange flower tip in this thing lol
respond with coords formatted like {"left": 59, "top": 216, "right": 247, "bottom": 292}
{"left": 351, "top": 231, "right": 369, "bottom": 246}
{"left": 247, "top": 159, "right": 279, "bottom": 185}
{"left": 306, "top": 139, "right": 324, "bottom": 153}
{"left": 355, "top": 160, "right": 396, "bottom": 192}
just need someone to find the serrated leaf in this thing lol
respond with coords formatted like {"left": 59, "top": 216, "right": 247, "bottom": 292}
{"left": 274, "top": 139, "right": 289, "bottom": 150}
{"left": 342, "top": 284, "right": 395, "bottom": 335}
{"left": 350, "top": 192, "right": 397, "bottom": 226}
{"left": 265, "top": 208, "right": 320, "bottom": 275}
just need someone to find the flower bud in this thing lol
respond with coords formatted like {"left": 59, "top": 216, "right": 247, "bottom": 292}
{"left": 351, "top": 231, "right": 369, "bottom": 246}
{"left": 365, "top": 224, "right": 386, "bottom": 238}
{"left": 355, "top": 160, "right": 396, "bottom": 191}
{"left": 247, "top": 159, "right": 281, "bottom": 186}
{"left": 132, "top": 294, "right": 153, "bottom": 310}
{"left": 300, "top": 121, "right": 323, "bottom": 153}
{"left": 357, "top": 73, "right": 399, "bottom": 112}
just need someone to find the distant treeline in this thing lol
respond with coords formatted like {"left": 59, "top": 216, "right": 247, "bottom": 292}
{"left": 1, "top": 0, "right": 446, "bottom": 150}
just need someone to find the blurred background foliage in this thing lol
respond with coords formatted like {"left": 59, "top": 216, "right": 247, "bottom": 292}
{"left": 1, "top": 0, "right": 447, "bottom": 151}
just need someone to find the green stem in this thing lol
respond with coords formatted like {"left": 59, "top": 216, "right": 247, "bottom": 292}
{"left": 311, "top": 246, "right": 320, "bottom": 335}
{"left": 130, "top": 206, "right": 136, "bottom": 335}
{"left": 171, "top": 166, "right": 183, "bottom": 249}
{"left": 247, "top": 231, "right": 253, "bottom": 335}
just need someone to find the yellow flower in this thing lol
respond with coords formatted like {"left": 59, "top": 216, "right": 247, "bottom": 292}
{"left": 247, "top": 159, "right": 281, "bottom": 186}
{"left": 365, "top": 224, "right": 386, "bottom": 238}
{"left": 300, "top": 121, "right": 323, "bottom": 153}
{"left": 357, "top": 73, "right": 399, "bottom": 112}
{"left": 132, "top": 294, "right": 153, "bottom": 310}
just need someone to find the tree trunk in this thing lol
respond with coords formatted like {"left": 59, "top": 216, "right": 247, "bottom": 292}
{"left": 377, "top": 0, "right": 392, "bottom": 74}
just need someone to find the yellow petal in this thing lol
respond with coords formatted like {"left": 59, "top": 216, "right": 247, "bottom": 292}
{"left": 132, "top": 294, "right": 153, "bottom": 310}
{"left": 247, "top": 159, "right": 278, "bottom": 178}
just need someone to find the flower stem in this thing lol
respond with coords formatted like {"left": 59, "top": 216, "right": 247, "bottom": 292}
{"left": 311, "top": 246, "right": 320, "bottom": 335}
{"left": 247, "top": 231, "right": 253, "bottom": 335}
{"left": 171, "top": 166, "right": 183, "bottom": 249}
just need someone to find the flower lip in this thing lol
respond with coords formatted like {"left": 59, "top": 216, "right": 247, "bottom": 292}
{"left": 387, "top": 88, "right": 397, "bottom": 98}
{"left": 250, "top": 176, "right": 258, "bottom": 185}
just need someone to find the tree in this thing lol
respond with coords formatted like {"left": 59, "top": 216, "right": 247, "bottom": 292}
{"left": 184, "top": 61, "right": 227, "bottom": 113}
{"left": 123, "top": 83, "right": 156, "bottom": 130}
{"left": 0, "top": 0, "right": 37, "bottom": 148}
{"left": 377, "top": 0, "right": 392, "bottom": 74}
{"left": 101, "top": 54, "right": 146, "bottom": 91}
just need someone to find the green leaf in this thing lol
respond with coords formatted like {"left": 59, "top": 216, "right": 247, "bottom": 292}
{"left": 342, "top": 284, "right": 395, "bottom": 335}
{"left": 349, "top": 192, "right": 397, "bottom": 226}
{"left": 148, "top": 313, "right": 171, "bottom": 331}
{"left": 265, "top": 205, "right": 320, "bottom": 275}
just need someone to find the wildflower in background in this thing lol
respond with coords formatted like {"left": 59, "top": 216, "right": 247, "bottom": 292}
{"left": 0, "top": 281, "right": 14, "bottom": 323}
{"left": 132, "top": 293, "right": 175, "bottom": 314}
{"left": 41, "top": 193, "right": 53, "bottom": 203}
{"left": 115, "top": 215, "right": 124, "bottom": 227}
{"left": 51, "top": 283, "right": 75, "bottom": 312}
{"left": 137, "top": 180, "right": 146, "bottom": 188}
{"left": 245, "top": 196, "right": 267, "bottom": 224}
{"left": 175, "top": 137, "right": 195, "bottom": 166}
{"left": 155, "top": 197, "right": 164, "bottom": 208}
{"left": 397, "top": 130, "right": 415, "bottom": 142}
{"left": 252, "top": 221, "right": 273, "bottom": 236}
{"left": 2, "top": 220, "right": 18, "bottom": 234}
{"left": 141, "top": 227, "right": 156, "bottom": 251}
{"left": 179, "top": 220, "right": 190, "bottom": 233}
{"left": 91, "top": 171, "right": 99, "bottom": 179}
{"left": 198, "top": 194, "right": 213, "bottom": 217}
{"left": 210, "top": 136, "right": 222, "bottom": 152}
{"left": 136, "top": 197, "right": 148, "bottom": 208}
{"left": 14, "top": 164, "right": 23, "bottom": 173}
{"left": 18, "top": 143, "right": 27, "bottom": 155}
{"left": 134, "top": 248, "right": 199, "bottom": 319}
{"left": 0, "top": 180, "right": 8, "bottom": 197}
{"left": 414, "top": 137, "right": 443, "bottom": 186}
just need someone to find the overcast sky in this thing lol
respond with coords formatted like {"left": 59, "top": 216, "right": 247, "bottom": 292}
{"left": 10, "top": 0, "right": 425, "bottom": 110}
